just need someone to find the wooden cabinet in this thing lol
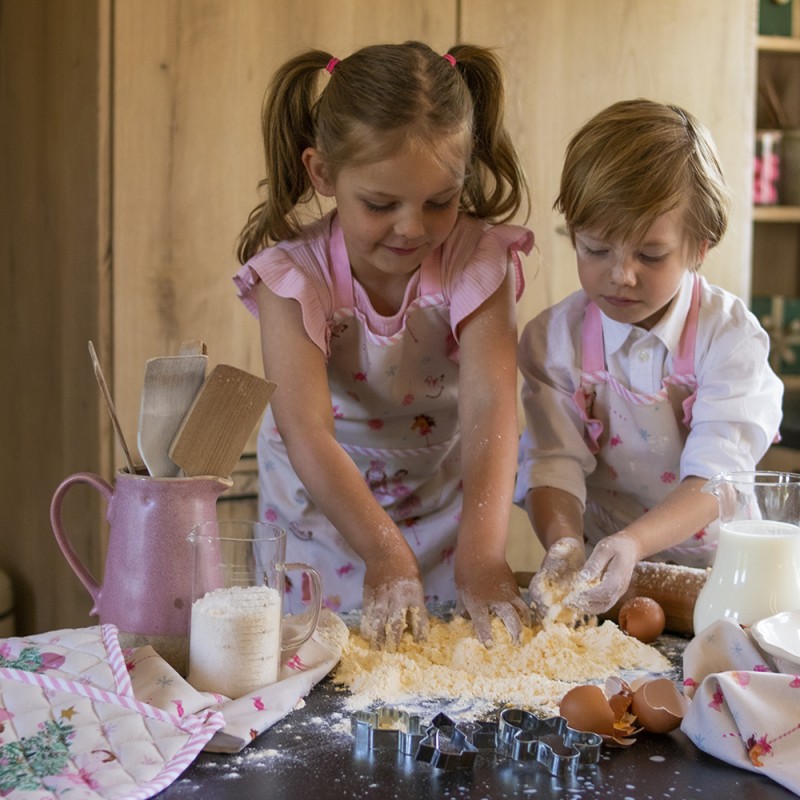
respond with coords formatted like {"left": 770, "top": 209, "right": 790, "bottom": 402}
{"left": 1, "top": 0, "right": 757, "bottom": 635}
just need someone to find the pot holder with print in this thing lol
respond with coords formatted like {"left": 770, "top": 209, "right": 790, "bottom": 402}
{"left": 0, "top": 624, "right": 224, "bottom": 798}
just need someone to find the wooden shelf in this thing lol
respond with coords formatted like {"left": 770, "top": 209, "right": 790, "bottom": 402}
{"left": 753, "top": 205, "right": 800, "bottom": 223}
{"left": 758, "top": 35, "right": 800, "bottom": 53}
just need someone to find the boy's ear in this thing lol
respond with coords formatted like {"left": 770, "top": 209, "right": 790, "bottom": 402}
{"left": 303, "top": 148, "right": 335, "bottom": 197}
{"left": 695, "top": 239, "right": 710, "bottom": 267}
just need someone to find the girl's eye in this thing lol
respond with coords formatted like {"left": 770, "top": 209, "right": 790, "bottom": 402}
{"left": 363, "top": 201, "right": 395, "bottom": 213}
{"left": 427, "top": 197, "right": 458, "bottom": 211}
{"left": 585, "top": 247, "right": 608, "bottom": 257}
{"left": 639, "top": 253, "right": 665, "bottom": 264}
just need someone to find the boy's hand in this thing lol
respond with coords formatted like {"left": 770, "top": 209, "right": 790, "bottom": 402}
{"left": 567, "top": 533, "right": 639, "bottom": 615}
{"left": 528, "top": 537, "right": 586, "bottom": 621}
{"left": 456, "top": 561, "right": 531, "bottom": 648}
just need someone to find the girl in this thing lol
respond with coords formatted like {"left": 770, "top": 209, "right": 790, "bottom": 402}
{"left": 516, "top": 99, "right": 783, "bottom": 619}
{"left": 234, "top": 41, "right": 534, "bottom": 649}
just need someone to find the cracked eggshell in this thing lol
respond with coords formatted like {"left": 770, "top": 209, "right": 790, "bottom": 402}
{"left": 631, "top": 678, "right": 689, "bottom": 733}
{"left": 559, "top": 684, "right": 615, "bottom": 736}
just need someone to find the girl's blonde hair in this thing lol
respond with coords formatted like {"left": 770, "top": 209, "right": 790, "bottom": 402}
{"left": 237, "top": 41, "right": 529, "bottom": 262}
{"left": 555, "top": 98, "right": 730, "bottom": 251}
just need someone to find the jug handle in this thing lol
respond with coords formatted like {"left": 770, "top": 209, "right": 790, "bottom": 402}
{"left": 281, "top": 563, "right": 322, "bottom": 652}
{"left": 50, "top": 472, "right": 112, "bottom": 612}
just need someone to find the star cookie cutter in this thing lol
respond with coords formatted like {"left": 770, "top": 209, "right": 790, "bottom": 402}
{"left": 351, "top": 707, "right": 426, "bottom": 755}
{"left": 414, "top": 713, "right": 479, "bottom": 771}
{"left": 498, "top": 708, "right": 602, "bottom": 777}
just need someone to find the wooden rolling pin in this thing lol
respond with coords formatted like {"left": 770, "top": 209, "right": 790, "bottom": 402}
{"left": 515, "top": 561, "right": 708, "bottom": 635}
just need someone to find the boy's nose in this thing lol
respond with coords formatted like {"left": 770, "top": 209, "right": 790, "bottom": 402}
{"left": 610, "top": 256, "right": 637, "bottom": 286}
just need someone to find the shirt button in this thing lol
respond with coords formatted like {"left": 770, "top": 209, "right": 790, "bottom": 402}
{"left": 638, "top": 351, "right": 650, "bottom": 362}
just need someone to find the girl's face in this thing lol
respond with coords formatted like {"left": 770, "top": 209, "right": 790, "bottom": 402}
{"left": 304, "top": 143, "right": 464, "bottom": 299}
{"left": 574, "top": 208, "right": 708, "bottom": 330}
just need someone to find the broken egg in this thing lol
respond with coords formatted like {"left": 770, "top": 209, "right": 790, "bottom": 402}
{"left": 631, "top": 677, "right": 689, "bottom": 733}
{"left": 559, "top": 684, "right": 615, "bottom": 736}
{"left": 618, "top": 596, "right": 666, "bottom": 643}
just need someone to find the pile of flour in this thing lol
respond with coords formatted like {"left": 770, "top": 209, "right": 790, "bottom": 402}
{"left": 332, "top": 614, "right": 670, "bottom": 720}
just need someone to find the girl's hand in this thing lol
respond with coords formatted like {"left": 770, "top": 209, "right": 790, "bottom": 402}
{"left": 456, "top": 560, "right": 531, "bottom": 648}
{"left": 567, "top": 532, "right": 640, "bottom": 615}
{"left": 360, "top": 553, "right": 428, "bottom": 651}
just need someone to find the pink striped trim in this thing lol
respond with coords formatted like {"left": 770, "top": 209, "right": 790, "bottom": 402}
{"left": 580, "top": 370, "right": 697, "bottom": 407}
{"left": 332, "top": 293, "right": 446, "bottom": 347}
{"left": 100, "top": 622, "right": 134, "bottom": 695}
{"left": 340, "top": 437, "right": 456, "bottom": 459}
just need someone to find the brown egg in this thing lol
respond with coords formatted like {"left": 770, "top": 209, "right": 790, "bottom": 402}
{"left": 559, "top": 684, "right": 615, "bottom": 736}
{"left": 631, "top": 678, "right": 689, "bottom": 733}
{"left": 618, "top": 596, "right": 666, "bottom": 643}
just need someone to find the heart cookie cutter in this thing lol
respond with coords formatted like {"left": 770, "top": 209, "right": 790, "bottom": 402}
{"left": 498, "top": 708, "right": 602, "bottom": 777}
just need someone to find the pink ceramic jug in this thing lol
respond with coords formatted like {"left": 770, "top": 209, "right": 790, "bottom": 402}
{"left": 50, "top": 468, "right": 232, "bottom": 674}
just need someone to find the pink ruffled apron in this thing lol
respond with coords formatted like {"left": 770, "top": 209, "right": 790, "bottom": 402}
{"left": 572, "top": 275, "right": 718, "bottom": 566}
{"left": 259, "top": 232, "right": 465, "bottom": 612}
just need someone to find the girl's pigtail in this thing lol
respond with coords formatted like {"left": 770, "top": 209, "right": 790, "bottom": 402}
{"left": 237, "top": 50, "right": 332, "bottom": 263}
{"left": 449, "top": 45, "right": 529, "bottom": 224}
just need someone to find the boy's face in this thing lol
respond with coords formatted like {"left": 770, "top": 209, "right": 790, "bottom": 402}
{"left": 574, "top": 209, "right": 707, "bottom": 330}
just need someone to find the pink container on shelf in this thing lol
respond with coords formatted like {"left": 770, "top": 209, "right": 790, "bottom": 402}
{"left": 754, "top": 129, "right": 782, "bottom": 205}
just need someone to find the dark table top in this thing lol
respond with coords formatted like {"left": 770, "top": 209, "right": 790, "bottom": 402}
{"left": 159, "top": 655, "right": 797, "bottom": 799}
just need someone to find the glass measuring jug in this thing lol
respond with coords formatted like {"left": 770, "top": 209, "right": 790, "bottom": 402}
{"left": 693, "top": 471, "right": 800, "bottom": 633}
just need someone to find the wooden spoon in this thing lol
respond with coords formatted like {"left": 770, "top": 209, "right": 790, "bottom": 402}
{"left": 87, "top": 340, "right": 137, "bottom": 474}
{"left": 137, "top": 354, "right": 208, "bottom": 477}
{"left": 169, "top": 364, "right": 276, "bottom": 478}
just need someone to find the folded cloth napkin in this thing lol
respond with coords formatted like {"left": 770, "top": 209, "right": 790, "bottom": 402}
{"left": 126, "top": 608, "right": 348, "bottom": 753}
{"left": 681, "top": 618, "right": 800, "bottom": 796}
{"left": 0, "top": 624, "right": 224, "bottom": 799}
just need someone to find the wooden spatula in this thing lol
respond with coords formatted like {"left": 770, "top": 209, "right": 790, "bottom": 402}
{"left": 137, "top": 354, "right": 208, "bottom": 477}
{"left": 169, "top": 364, "right": 276, "bottom": 478}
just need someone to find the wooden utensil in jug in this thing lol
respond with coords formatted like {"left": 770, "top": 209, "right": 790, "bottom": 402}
{"left": 169, "top": 364, "right": 276, "bottom": 478}
{"left": 137, "top": 354, "right": 208, "bottom": 477}
{"left": 88, "top": 340, "right": 137, "bottom": 475}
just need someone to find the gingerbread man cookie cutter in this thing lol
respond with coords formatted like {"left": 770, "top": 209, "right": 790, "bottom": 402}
{"left": 498, "top": 708, "right": 602, "bottom": 777}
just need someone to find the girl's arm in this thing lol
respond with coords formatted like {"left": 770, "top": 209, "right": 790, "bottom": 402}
{"left": 254, "top": 282, "right": 428, "bottom": 647}
{"left": 454, "top": 269, "right": 531, "bottom": 646}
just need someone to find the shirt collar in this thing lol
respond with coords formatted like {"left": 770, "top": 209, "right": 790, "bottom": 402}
{"left": 600, "top": 271, "right": 696, "bottom": 356}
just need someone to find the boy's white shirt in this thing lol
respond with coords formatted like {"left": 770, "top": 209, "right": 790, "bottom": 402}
{"left": 516, "top": 270, "right": 783, "bottom": 509}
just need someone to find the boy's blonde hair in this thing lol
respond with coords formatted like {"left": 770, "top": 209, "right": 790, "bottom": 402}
{"left": 555, "top": 98, "right": 730, "bottom": 250}
{"left": 237, "top": 41, "right": 529, "bottom": 262}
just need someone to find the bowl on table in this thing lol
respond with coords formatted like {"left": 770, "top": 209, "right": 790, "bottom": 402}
{"left": 751, "top": 610, "right": 800, "bottom": 673}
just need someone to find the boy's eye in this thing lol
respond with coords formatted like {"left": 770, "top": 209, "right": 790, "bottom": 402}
{"left": 639, "top": 252, "right": 665, "bottom": 264}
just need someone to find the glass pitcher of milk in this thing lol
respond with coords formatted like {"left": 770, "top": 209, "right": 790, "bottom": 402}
{"left": 693, "top": 471, "right": 800, "bottom": 634}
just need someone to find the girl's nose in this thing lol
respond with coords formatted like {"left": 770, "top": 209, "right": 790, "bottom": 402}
{"left": 395, "top": 208, "right": 425, "bottom": 240}
{"left": 610, "top": 255, "right": 637, "bottom": 286}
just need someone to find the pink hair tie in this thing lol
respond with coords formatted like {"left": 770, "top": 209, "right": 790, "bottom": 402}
{"left": 326, "top": 57, "right": 339, "bottom": 74}
{"left": 442, "top": 53, "right": 456, "bottom": 67}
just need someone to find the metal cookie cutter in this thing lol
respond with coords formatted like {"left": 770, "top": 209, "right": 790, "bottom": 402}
{"left": 351, "top": 707, "right": 426, "bottom": 755}
{"left": 415, "top": 713, "right": 479, "bottom": 771}
{"left": 498, "top": 708, "right": 602, "bottom": 778}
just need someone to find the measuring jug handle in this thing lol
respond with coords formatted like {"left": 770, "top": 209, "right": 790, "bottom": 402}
{"left": 50, "top": 472, "right": 112, "bottom": 611}
{"left": 281, "top": 562, "right": 322, "bottom": 652}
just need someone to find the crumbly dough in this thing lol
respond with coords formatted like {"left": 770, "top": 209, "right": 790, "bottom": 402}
{"left": 332, "top": 615, "right": 670, "bottom": 720}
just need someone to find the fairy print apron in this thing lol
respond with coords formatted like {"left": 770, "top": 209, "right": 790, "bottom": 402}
{"left": 258, "top": 235, "right": 466, "bottom": 614}
{"left": 573, "top": 275, "right": 718, "bottom": 567}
